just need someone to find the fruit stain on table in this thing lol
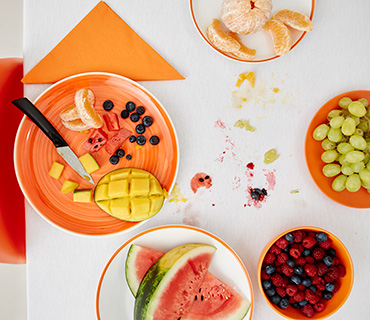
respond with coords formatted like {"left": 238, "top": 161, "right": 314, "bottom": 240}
{"left": 168, "top": 183, "right": 188, "bottom": 203}
{"left": 190, "top": 173, "right": 212, "bottom": 193}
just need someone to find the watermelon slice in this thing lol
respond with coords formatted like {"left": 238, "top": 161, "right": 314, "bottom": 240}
{"left": 134, "top": 243, "right": 216, "bottom": 320}
{"left": 105, "top": 127, "right": 131, "bottom": 154}
{"left": 127, "top": 244, "right": 251, "bottom": 320}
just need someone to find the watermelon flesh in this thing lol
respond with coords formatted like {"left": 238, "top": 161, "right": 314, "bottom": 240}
{"left": 127, "top": 244, "right": 251, "bottom": 320}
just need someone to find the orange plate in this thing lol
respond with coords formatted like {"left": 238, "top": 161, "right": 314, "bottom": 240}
{"left": 305, "top": 90, "right": 370, "bottom": 208}
{"left": 15, "top": 72, "right": 179, "bottom": 236}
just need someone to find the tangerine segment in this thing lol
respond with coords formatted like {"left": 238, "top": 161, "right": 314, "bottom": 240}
{"left": 273, "top": 9, "right": 313, "bottom": 32}
{"left": 221, "top": 0, "right": 272, "bottom": 35}
{"left": 228, "top": 33, "right": 256, "bottom": 60}
{"left": 60, "top": 89, "right": 95, "bottom": 121}
{"left": 74, "top": 88, "right": 103, "bottom": 128}
{"left": 207, "top": 19, "right": 241, "bottom": 53}
{"left": 61, "top": 118, "right": 92, "bottom": 131}
{"left": 263, "top": 19, "right": 292, "bottom": 56}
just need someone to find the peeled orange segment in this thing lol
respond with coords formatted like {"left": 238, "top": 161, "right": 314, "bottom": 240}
{"left": 228, "top": 33, "right": 256, "bottom": 60}
{"left": 273, "top": 9, "right": 313, "bottom": 32}
{"left": 263, "top": 19, "right": 292, "bottom": 56}
{"left": 206, "top": 19, "right": 241, "bottom": 53}
{"left": 74, "top": 88, "right": 103, "bottom": 128}
{"left": 60, "top": 89, "right": 95, "bottom": 121}
{"left": 221, "top": 0, "right": 272, "bottom": 35}
{"left": 61, "top": 118, "right": 92, "bottom": 131}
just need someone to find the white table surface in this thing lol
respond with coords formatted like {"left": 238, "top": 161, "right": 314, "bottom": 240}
{"left": 23, "top": 0, "right": 370, "bottom": 319}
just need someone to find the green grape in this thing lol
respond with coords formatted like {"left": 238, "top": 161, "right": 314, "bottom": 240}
{"left": 351, "top": 161, "right": 365, "bottom": 173}
{"left": 322, "top": 164, "right": 341, "bottom": 177}
{"left": 349, "top": 135, "right": 367, "bottom": 150}
{"left": 313, "top": 124, "right": 329, "bottom": 141}
{"left": 346, "top": 174, "right": 361, "bottom": 192}
{"left": 345, "top": 150, "right": 365, "bottom": 163}
{"left": 321, "top": 150, "right": 338, "bottom": 163}
{"left": 358, "top": 98, "right": 369, "bottom": 107}
{"left": 332, "top": 175, "right": 347, "bottom": 192}
{"left": 359, "top": 169, "right": 370, "bottom": 185}
{"left": 338, "top": 97, "right": 352, "bottom": 109}
{"left": 351, "top": 116, "right": 360, "bottom": 125}
{"left": 327, "top": 127, "right": 342, "bottom": 143}
{"left": 337, "top": 142, "right": 354, "bottom": 154}
{"left": 357, "top": 120, "right": 369, "bottom": 132}
{"left": 348, "top": 101, "right": 366, "bottom": 117}
{"left": 341, "top": 165, "right": 354, "bottom": 175}
{"left": 355, "top": 128, "right": 364, "bottom": 136}
{"left": 363, "top": 153, "right": 370, "bottom": 165}
{"left": 321, "top": 139, "right": 336, "bottom": 150}
{"left": 341, "top": 117, "right": 356, "bottom": 136}
{"left": 329, "top": 116, "right": 344, "bottom": 129}
{"left": 327, "top": 109, "right": 343, "bottom": 121}
{"left": 339, "top": 154, "right": 351, "bottom": 166}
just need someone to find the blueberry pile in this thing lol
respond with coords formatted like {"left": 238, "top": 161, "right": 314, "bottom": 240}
{"left": 261, "top": 230, "right": 346, "bottom": 318}
{"left": 250, "top": 188, "right": 267, "bottom": 201}
{"left": 109, "top": 148, "right": 132, "bottom": 165}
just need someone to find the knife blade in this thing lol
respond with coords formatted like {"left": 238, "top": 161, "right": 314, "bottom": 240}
{"left": 12, "top": 97, "right": 94, "bottom": 185}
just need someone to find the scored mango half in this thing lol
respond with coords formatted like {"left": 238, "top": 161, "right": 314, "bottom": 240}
{"left": 94, "top": 168, "right": 167, "bottom": 222}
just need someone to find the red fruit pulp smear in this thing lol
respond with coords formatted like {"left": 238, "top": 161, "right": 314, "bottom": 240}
{"left": 246, "top": 162, "right": 254, "bottom": 170}
{"left": 190, "top": 173, "right": 212, "bottom": 193}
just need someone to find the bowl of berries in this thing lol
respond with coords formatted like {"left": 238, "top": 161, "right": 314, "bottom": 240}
{"left": 257, "top": 227, "right": 353, "bottom": 319}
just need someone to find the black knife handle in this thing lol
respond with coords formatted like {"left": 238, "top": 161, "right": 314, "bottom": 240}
{"left": 12, "top": 97, "right": 68, "bottom": 148}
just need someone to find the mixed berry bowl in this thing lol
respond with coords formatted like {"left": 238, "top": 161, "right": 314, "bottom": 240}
{"left": 257, "top": 226, "right": 353, "bottom": 319}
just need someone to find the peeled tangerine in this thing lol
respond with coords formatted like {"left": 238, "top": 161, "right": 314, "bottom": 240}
{"left": 94, "top": 168, "right": 167, "bottom": 222}
{"left": 75, "top": 88, "right": 103, "bottom": 129}
{"left": 273, "top": 9, "right": 313, "bottom": 32}
{"left": 221, "top": 0, "right": 272, "bottom": 35}
{"left": 207, "top": 19, "right": 240, "bottom": 53}
{"left": 228, "top": 33, "right": 256, "bottom": 60}
{"left": 263, "top": 19, "right": 292, "bottom": 56}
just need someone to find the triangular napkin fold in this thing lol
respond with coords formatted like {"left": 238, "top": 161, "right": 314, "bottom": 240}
{"left": 22, "top": 1, "right": 184, "bottom": 83}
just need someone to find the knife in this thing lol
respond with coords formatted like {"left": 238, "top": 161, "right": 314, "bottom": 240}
{"left": 12, "top": 98, "right": 94, "bottom": 185}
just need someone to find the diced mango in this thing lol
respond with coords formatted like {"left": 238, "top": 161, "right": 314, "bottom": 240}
{"left": 97, "top": 200, "right": 111, "bottom": 214}
{"left": 108, "top": 180, "right": 129, "bottom": 198}
{"left": 150, "top": 195, "right": 164, "bottom": 214}
{"left": 130, "top": 179, "right": 149, "bottom": 196}
{"left": 110, "top": 198, "right": 130, "bottom": 219}
{"left": 79, "top": 153, "right": 100, "bottom": 174}
{"left": 49, "top": 161, "right": 65, "bottom": 179}
{"left": 94, "top": 184, "right": 109, "bottom": 201}
{"left": 110, "top": 171, "right": 129, "bottom": 181}
{"left": 130, "top": 197, "right": 150, "bottom": 220}
{"left": 73, "top": 189, "right": 92, "bottom": 203}
{"left": 61, "top": 180, "right": 79, "bottom": 194}
{"left": 150, "top": 178, "right": 163, "bottom": 195}
{"left": 131, "top": 171, "right": 150, "bottom": 179}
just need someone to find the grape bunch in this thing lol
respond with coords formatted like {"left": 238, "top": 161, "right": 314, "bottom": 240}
{"left": 313, "top": 97, "right": 370, "bottom": 192}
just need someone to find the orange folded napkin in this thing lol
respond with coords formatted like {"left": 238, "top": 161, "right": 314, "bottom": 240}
{"left": 22, "top": 1, "right": 184, "bottom": 84}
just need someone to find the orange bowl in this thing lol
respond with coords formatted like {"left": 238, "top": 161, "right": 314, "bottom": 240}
{"left": 257, "top": 226, "right": 354, "bottom": 319}
{"left": 305, "top": 90, "right": 370, "bottom": 208}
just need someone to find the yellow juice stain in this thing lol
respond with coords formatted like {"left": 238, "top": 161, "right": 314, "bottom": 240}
{"left": 169, "top": 183, "right": 188, "bottom": 203}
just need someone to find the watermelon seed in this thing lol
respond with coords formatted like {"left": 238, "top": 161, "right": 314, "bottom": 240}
{"left": 201, "top": 295, "right": 204, "bottom": 301}
{"left": 194, "top": 295, "right": 197, "bottom": 301}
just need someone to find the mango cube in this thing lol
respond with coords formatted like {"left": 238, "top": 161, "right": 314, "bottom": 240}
{"left": 61, "top": 180, "right": 79, "bottom": 194}
{"left": 79, "top": 153, "right": 100, "bottom": 174}
{"left": 108, "top": 180, "right": 129, "bottom": 198}
{"left": 73, "top": 189, "right": 92, "bottom": 203}
{"left": 130, "top": 179, "right": 149, "bottom": 197}
{"left": 49, "top": 161, "right": 65, "bottom": 179}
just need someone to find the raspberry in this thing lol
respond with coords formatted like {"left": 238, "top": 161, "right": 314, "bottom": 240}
{"left": 332, "top": 280, "right": 340, "bottom": 293}
{"left": 305, "top": 256, "right": 315, "bottom": 264}
{"left": 276, "top": 286, "right": 286, "bottom": 297}
{"left": 313, "top": 301, "right": 326, "bottom": 312}
{"left": 281, "top": 264, "right": 294, "bottom": 277}
{"left": 304, "top": 264, "right": 317, "bottom": 277}
{"left": 332, "top": 256, "right": 340, "bottom": 266}
{"left": 317, "top": 262, "right": 329, "bottom": 276}
{"left": 293, "top": 291, "right": 305, "bottom": 302}
{"left": 281, "top": 275, "right": 289, "bottom": 287}
{"left": 295, "top": 256, "right": 306, "bottom": 266}
{"left": 312, "top": 247, "right": 325, "bottom": 261}
{"left": 271, "top": 273, "right": 284, "bottom": 287}
{"left": 301, "top": 304, "right": 314, "bottom": 318}
{"left": 337, "top": 264, "right": 346, "bottom": 278}
{"left": 305, "top": 289, "right": 320, "bottom": 304}
{"left": 297, "top": 284, "right": 306, "bottom": 291}
{"left": 311, "top": 275, "right": 325, "bottom": 286}
{"left": 318, "top": 239, "right": 332, "bottom": 250}
{"left": 261, "top": 270, "right": 271, "bottom": 280}
{"left": 269, "top": 244, "right": 281, "bottom": 255}
{"left": 289, "top": 296, "right": 296, "bottom": 304}
{"left": 276, "top": 237, "right": 289, "bottom": 249}
{"left": 307, "top": 231, "right": 317, "bottom": 238}
{"left": 286, "top": 284, "right": 298, "bottom": 296}
{"left": 303, "top": 236, "right": 317, "bottom": 249}
{"left": 325, "top": 267, "right": 339, "bottom": 282}
{"left": 264, "top": 252, "right": 276, "bottom": 264}
{"left": 293, "top": 230, "right": 306, "bottom": 243}
{"left": 276, "top": 253, "right": 289, "bottom": 265}
{"left": 290, "top": 244, "right": 303, "bottom": 259}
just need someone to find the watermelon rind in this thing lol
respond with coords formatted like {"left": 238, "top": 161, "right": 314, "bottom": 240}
{"left": 125, "top": 244, "right": 141, "bottom": 296}
{"left": 134, "top": 243, "right": 216, "bottom": 320}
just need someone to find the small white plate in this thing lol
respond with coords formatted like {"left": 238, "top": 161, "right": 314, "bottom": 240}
{"left": 190, "top": 0, "right": 315, "bottom": 63}
{"left": 96, "top": 225, "right": 254, "bottom": 319}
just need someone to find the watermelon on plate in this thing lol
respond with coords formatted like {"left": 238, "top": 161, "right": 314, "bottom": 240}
{"left": 127, "top": 244, "right": 251, "bottom": 320}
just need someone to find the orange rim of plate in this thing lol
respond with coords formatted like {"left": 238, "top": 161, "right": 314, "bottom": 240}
{"left": 305, "top": 90, "right": 370, "bottom": 208}
{"left": 95, "top": 224, "right": 254, "bottom": 320}
{"left": 257, "top": 226, "right": 354, "bottom": 320}
{"left": 189, "top": 0, "right": 316, "bottom": 63}
{"left": 14, "top": 72, "right": 179, "bottom": 236}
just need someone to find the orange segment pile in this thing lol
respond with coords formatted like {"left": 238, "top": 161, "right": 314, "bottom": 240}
{"left": 263, "top": 19, "right": 292, "bottom": 56}
{"left": 273, "top": 9, "right": 313, "bottom": 32}
{"left": 206, "top": 19, "right": 241, "bottom": 53}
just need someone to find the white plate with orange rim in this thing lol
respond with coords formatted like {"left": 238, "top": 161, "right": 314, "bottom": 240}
{"left": 96, "top": 224, "right": 254, "bottom": 319}
{"left": 190, "top": 0, "right": 315, "bottom": 63}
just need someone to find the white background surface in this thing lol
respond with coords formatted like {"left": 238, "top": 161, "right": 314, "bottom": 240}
{"left": 21, "top": 0, "right": 370, "bottom": 319}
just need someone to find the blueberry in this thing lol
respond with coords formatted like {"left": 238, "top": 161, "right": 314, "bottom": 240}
{"left": 302, "top": 249, "right": 311, "bottom": 257}
{"left": 322, "top": 290, "right": 333, "bottom": 300}
{"left": 136, "top": 135, "right": 146, "bottom": 146}
{"left": 116, "top": 149, "right": 125, "bottom": 158}
{"left": 126, "top": 154, "right": 132, "bottom": 160}
{"left": 109, "top": 155, "right": 119, "bottom": 165}
{"left": 142, "top": 115, "right": 153, "bottom": 127}
{"left": 292, "top": 302, "right": 300, "bottom": 309}
{"left": 265, "top": 287, "right": 276, "bottom": 297}
{"left": 262, "top": 280, "right": 272, "bottom": 290}
{"left": 130, "top": 113, "right": 140, "bottom": 122}
{"left": 265, "top": 265, "right": 276, "bottom": 275}
{"left": 309, "top": 285, "right": 317, "bottom": 293}
{"left": 150, "top": 135, "right": 160, "bottom": 145}
{"left": 294, "top": 265, "right": 303, "bottom": 275}
{"left": 298, "top": 300, "right": 308, "bottom": 307}
{"left": 136, "top": 124, "right": 145, "bottom": 134}
{"left": 282, "top": 246, "right": 290, "bottom": 253}
{"left": 326, "top": 248, "right": 336, "bottom": 257}
{"left": 270, "top": 294, "right": 281, "bottom": 305}
{"left": 136, "top": 106, "right": 145, "bottom": 115}
{"left": 290, "top": 275, "right": 301, "bottom": 285}
{"left": 278, "top": 298, "right": 289, "bottom": 309}
{"left": 103, "top": 100, "right": 114, "bottom": 111}
{"left": 121, "top": 110, "right": 129, "bottom": 119}
{"left": 302, "top": 278, "right": 312, "bottom": 287}
{"left": 316, "top": 232, "right": 328, "bottom": 242}
{"left": 325, "top": 283, "right": 335, "bottom": 292}
{"left": 129, "top": 135, "right": 136, "bottom": 143}
{"left": 286, "top": 259, "right": 296, "bottom": 268}
{"left": 250, "top": 190, "right": 261, "bottom": 201}
{"left": 323, "top": 256, "right": 333, "bottom": 267}
{"left": 261, "top": 188, "right": 267, "bottom": 195}
{"left": 285, "top": 233, "right": 294, "bottom": 242}
{"left": 126, "top": 101, "right": 136, "bottom": 112}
